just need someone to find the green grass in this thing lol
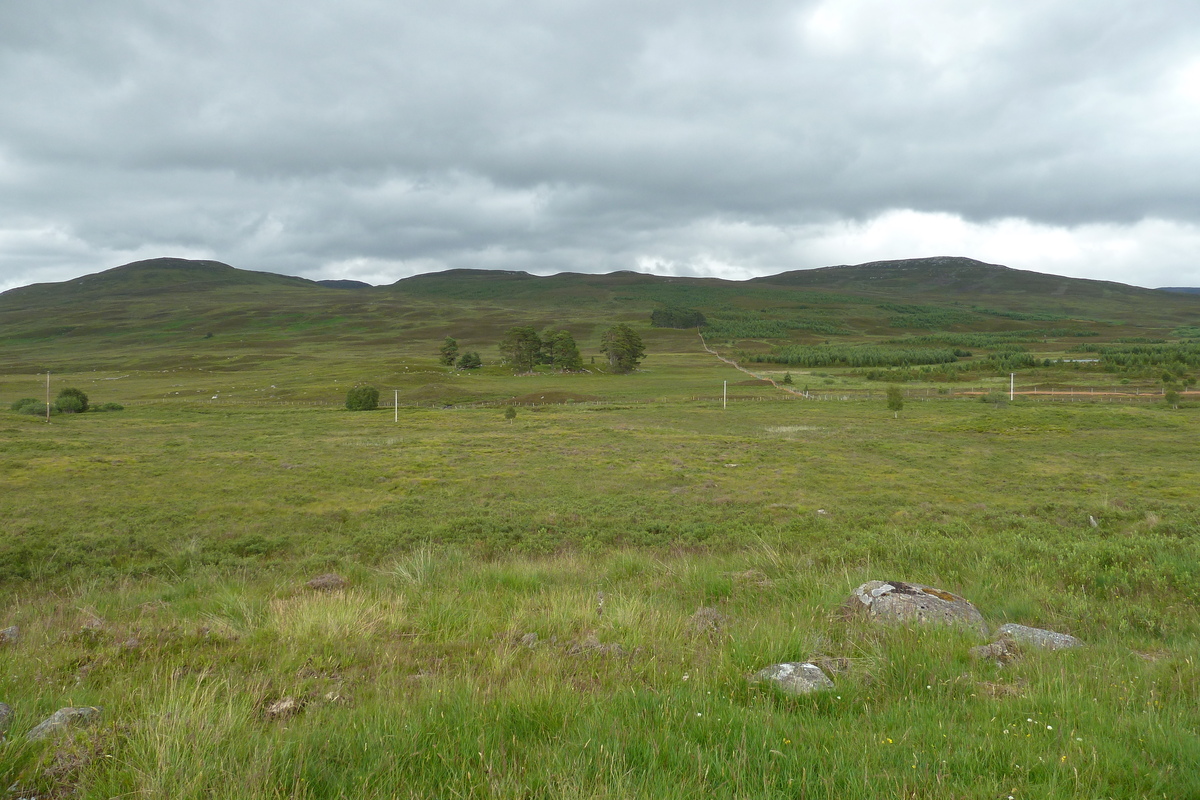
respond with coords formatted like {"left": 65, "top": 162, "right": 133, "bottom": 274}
{"left": 1, "top": 260, "right": 1199, "bottom": 796}
{"left": 1, "top": 383, "right": 1199, "bottom": 797}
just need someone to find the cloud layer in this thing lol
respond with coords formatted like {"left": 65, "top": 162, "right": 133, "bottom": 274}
{"left": 2, "top": 0, "right": 1199, "bottom": 291}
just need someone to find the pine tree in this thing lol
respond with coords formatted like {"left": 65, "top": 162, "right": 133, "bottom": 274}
{"left": 438, "top": 337, "right": 459, "bottom": 366}
{"left": 600, "top": 325, "right": 646, "bottom": 373}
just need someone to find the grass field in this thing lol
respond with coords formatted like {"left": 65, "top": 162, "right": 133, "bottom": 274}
{"left": 2, "top": 353, "right": 1199, "bottom": 798}
{"left": 1, "top": 260, "right": 1199, "bottom": 797}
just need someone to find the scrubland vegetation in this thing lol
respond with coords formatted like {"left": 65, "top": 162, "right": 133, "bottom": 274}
{"left": 0, "top": 257, "right": 1198, "bottom": 797}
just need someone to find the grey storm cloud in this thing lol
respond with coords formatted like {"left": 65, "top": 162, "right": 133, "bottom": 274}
{"left": 2, "top": 0, "right": 1199, "bottom": 291}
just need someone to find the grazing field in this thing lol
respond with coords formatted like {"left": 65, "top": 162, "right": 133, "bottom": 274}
{"left": 2, "top": 361, "right": 1199, "bottom": 798}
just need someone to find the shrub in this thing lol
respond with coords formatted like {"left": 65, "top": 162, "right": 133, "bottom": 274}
{"left": 504, "top": 406, "right": 517, "bottom": 422}
{"left": 95, "top": 402, "right": 125, "bottom": 412}
{"left": 456, "top": 351, "right": 482, "bottom": 369}
{"left": 56, "top": 387, "right": 89, "bottom": 413}
{"left": 345, "top": 385, "right": 380, "bottom": 411}
{"left": 56, "top": 394, "right": 85, "bottom": 414}
{"left": 886, "top": 384, "right": 904, "bottom": 416}
{"left": 10, "top": 398, "right": 42, "bottom": 413}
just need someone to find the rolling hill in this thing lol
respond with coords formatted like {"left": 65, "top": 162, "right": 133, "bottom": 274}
{"left": 1, "top": 255, "right": 1197, "bottom": 377}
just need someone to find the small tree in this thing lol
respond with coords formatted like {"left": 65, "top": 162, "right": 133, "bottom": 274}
{"left": 782, "top": 372, "right": 794, "bottom": 385}
{"left": 504, "top": 406, "right": 517, "bottom": 423}
{"left": 438, "top": 337, "right": 459, "bottom": 367}
{"left": 56, "top": 387, "right": 89, "bottom": 413}
{"left": 886, "top": 384, "right": 904, "bottom": 418}
{"left": 600, "top": 324, "right": 646, "bottom": 373}
{"left": 345, "top": 385, "right": 380, "bottom": 411}
{"left": 457, "top": 351, "right": 482, "bottom": 369}
{"left": 1164, "top": 388, "right": 1181, "bottom": 409}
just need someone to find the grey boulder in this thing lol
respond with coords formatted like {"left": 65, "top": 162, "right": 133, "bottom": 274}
{"left": 26, "top": 706, "right": 101, "bottom": 741}
{"left": 751, "top": 662, "right": 835, "bottom": 695}
{"left": 844, "top": 580, "right": 987, "bottom": 636}
{"left": 0, "top": 702, "right": 11, "bottom": 737}
{"left": 996, "top": 623, "right": 1083, "bottom": 651}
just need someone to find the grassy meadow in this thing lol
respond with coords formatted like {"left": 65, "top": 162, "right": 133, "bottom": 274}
{"left": 1, "top": 260, "right": 1199, "bottom": 797}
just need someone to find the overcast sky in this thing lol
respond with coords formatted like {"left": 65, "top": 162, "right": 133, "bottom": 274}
{"left": 2, "top": 1, "right": 1199, "bottom": 292}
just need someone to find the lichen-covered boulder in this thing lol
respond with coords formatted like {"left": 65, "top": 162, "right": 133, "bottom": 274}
{"left": 997, "top": 623, "right": 1083, "bottom": 651}
{"left": 26, "top": 706, "right": 101, "bottom": 741}
{"left": 0, "top": 625, "right": 17, "bottom": 645}
{"left": 844, "top": 580, "right": 987, "bottom": 636}
{"left": 751, "top": 662, "right": 834, "bottom": 695}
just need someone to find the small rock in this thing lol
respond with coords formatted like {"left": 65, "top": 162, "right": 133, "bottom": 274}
{"left": 970, "top": 638, "right": 1020, "bottom": 666}
{"left": 843, "top": 580, "right": 988, "bottom": 636}
{"left": 306, "top": 573, "right": 348, "bottom": 591}
{"left": 0, "top": 625, "right": 17, "bottom": 645}
{"left": 519, "top": 632, "right": 539, "bottom": 648}
{"left": 26, "top": 706, "right": 101, "bottom": 741}
{"left": 265, "top": 697, "right": 300, "bottom": 720}
{"left": 0, "top": 703, "right": 11, "bottom": 738}
{"left": 568, "top": 634, "right": 626, "bottom": 657}
{"left": 688, "top": 607, "right": 727, "bottom": 635}
{"left": 1089, "top": 515, "right": 1099, "bottom": 528}
{"left": 751, "top": 662, "right": 834, "bottom": 695}
{"left": 997, "top": 623, "right": 1083, "bottom": 651}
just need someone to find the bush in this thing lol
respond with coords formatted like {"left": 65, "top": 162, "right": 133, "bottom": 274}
{"left": 345, "top": 385, "right": 380, "bottom": 411}
{"left": 56, "top": 394, "right": 85, "bottom": 414}
{"left": 457, "top": 351, "right": 482, "bottom": 369}
{"left": 95, "top": 402, "right": 125, "bottom": 412}
{"left": 10, "top": 398, "right": 42, "bottom": 413}
{"left": 56, "top": 387, "right": 89, "bottom": 413}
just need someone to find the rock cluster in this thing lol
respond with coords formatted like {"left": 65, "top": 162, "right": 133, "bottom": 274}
{"left": 753, "top": 580, "right": 1084, "bottom": 696}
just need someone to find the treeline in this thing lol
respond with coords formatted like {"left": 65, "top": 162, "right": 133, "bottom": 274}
{"left": 650, "top": 306, "right": 706, "bottom": 329}
{"left": 652, "top": 305, "right": 847, "bottom": 340}
{"left": 748, "top": 345, "right": 962, "bottom": 368}
{"left": 1069, "top": 342, "right": 1200, "bottom": 371}
{"left": 886, "top": 329, "right": 1098, "bottom": 348}
{"left": 879, "top": 303, "right": 976, "bottom": 330}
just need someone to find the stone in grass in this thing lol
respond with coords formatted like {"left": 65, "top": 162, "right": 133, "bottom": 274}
{"left": 0, "top": 625, "right": 17, "bottom": 645}
{"left": 751, "top": 662, "right": 835, "bottom": 695}
{"left": 26, "top": 707, "right": 102, "bottom": 741}
{"left": 969, "top": 638, "right": 1020, "bottom": 666}
{"left": 265, "top": 697, "right": 301, "bottom": 720}
{"left": 996, "top": 623, "right": 1083, "bottom": 651}
{"left": 306, "top": 573, "right": 348, "bottom": 591}
{"left": 843, "top": 580, "right": 988, "bottom": 637}
{"left": 0, "top": 702, "right": 11, "bottom": 738}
